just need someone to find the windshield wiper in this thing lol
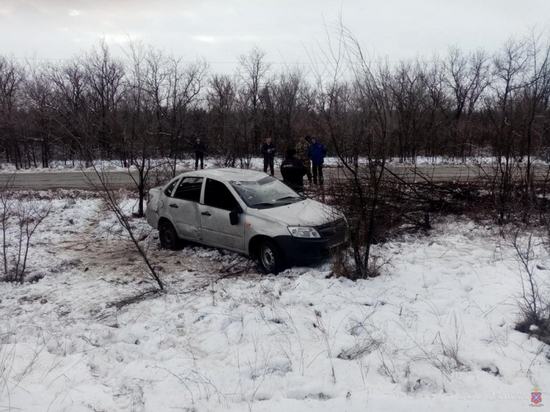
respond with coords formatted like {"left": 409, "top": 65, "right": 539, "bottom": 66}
{"left": 275, "top": 196, "right": 302, "bottom": 202}
{"left": 250, "top": 202, "right": 275, "bottom": 208}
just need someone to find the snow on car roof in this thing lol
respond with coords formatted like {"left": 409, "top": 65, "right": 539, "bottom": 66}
{"left": 178, "top": 168, "right": 269, "bottom": 182}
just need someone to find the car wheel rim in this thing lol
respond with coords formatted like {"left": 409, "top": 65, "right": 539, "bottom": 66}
{"left": 163, "top": 226, "right": 174, "bottom": 245}
{"left": 261, "top": 246, "right": 275, "bottom": 271}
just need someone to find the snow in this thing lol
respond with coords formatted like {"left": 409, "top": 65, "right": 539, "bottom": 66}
{"left": 1, "top": 191, "right": 549, "bottom": 411}
{"left": 1, "top": 155, "right": 548, "bottom": 174}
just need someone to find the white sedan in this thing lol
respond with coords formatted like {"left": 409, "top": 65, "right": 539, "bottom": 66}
{"left": 146, "top": 168, "right": 348, "bottom": 273}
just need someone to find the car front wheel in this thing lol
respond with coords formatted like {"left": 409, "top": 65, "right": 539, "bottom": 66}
{"left": 159, "top": 220, "right": 183, "bottom": 250}
{"left": 258, "top": 240, "right": 285, "bottom": 274}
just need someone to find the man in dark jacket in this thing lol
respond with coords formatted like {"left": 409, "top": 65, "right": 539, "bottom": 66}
{"left": 308, "top": 137, "right": 327, "bottom": 184}
{"left": 261, "top": 137, "right": 276, "bottom": 176}
{"left": 193, "top": 137, "right": 206, "bottom": 170}
{"left": 280, "top": 148, "right": 308, "bottom": 192}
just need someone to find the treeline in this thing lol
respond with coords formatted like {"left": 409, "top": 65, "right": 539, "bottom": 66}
{"left": 1, "top": 33, "right": 550, "bottom": 170}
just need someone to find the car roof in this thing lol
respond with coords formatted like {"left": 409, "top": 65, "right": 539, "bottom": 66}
{"left": 176, "top": 168, "right": 269, "bottom": 183}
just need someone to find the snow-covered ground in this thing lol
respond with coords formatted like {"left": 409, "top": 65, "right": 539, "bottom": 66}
{"left": 1, "top": 155, "right": 548, "bottom": 174}
{"left": 1, "top": 191, "right": 549, "bottom": 411}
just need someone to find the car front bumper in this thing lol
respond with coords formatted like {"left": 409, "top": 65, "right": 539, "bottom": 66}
{"left": 274, "top": 231, "right": 348, "bottom": 264}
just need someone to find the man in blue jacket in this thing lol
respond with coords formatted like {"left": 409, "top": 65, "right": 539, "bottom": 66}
{"left": 308, "top": 137, "right": 327, "bottom": 185}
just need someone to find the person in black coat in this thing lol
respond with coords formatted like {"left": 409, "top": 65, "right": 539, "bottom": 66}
{"left": 280, "top": 148, "right": 308, "bottom": 192}
{"left": 193, "top": 137, "right": 206, "bottom": 170}
{"left": 260, "top": 137, "right": 276, "bottom": 176}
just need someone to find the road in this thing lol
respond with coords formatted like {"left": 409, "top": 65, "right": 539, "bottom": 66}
{"left": 0, "top": 164, "right": 546, "bottom": 191}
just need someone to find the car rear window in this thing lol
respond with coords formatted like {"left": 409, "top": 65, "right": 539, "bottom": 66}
{"left": 173, "top": 177, "right": 203, "bottom": 202}
{"left": 164, "top": 179, "right": 179, "bottom": 197}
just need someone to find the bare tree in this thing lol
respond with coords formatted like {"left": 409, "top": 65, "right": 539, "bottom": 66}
{"left": 270, "top": 66, "right": 307, "bottom": 148}
{"left": 522, "top": 31, "right": 550, "bottom": 191}
{"left": 389, "top": 59, "right": 430, "bottom": 161}
{"left": 0, "top": 56, "right": 25, "bottom": 168}
{"left": 443, "top": 47, "right": 491, "bottom": 159}
{"left": 120, "top": 41, "right": 160, "bottom": 217}
{"left": 81, "top": 39, "right": 126, "bottom": 159}
{"left": 48, "top": 59, "right": 90, "bottom": 165}
{"left": 207, "top": 74, "right": 240, "bottom": 166}
{"left": 24, "top": 60, "right": 56, "bottom": 168}
{"left": 313, "top": 22, "right": 393, "bottom": 279}
{"left": 237, "top": 46, "right": 271, "bottom": 156}
{"left": 485, "top": 38, "right": 530, "bottom": 222}
{"left": 162, "top": 56, "right": 209, "bottom": 174}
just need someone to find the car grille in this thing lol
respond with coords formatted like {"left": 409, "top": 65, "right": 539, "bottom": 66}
{"left": 316, "top": 218, "right": 348, "bottom": 238}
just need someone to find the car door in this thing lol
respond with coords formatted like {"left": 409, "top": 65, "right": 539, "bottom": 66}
{"left": 199, "top": 178, "right": 245, "bottom": 251}
{"left": 167, "top": 176, "right": 203, "bottom": 240}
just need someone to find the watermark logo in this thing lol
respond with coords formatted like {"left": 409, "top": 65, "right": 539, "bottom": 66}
{"left": 530, "top": 386, "right": 543, "bottom": 407}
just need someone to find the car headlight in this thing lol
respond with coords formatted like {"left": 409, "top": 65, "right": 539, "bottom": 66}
{"left": 288, "top": 226, "right": 321, "bottom": 238}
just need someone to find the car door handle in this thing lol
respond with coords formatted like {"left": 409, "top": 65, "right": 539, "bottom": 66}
{"left": 169, "top": 204, "right": 178, "bottom": 208}
{"left": 201, "top": 211, "right": 211, "bottom": 216}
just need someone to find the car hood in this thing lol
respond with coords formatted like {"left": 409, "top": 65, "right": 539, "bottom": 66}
{"left": 251, "top": 198, "right": 341, "bottom": 226}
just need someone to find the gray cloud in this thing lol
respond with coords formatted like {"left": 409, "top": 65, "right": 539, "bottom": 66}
{"left": 0, "top": 0, "right": 549, "bottom": 70}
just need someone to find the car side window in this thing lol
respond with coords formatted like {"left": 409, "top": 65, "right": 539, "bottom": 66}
{"left": 204, "top": 179, "right": 239, "bottom": 211}
{"left": 164, "top": 179, "right": 179, "bottom": 197}
{"left": 173, "top": 177, "right": 203, "bottom": 202}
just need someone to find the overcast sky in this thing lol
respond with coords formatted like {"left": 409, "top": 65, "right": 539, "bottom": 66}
{"left": 1, "top": 0, "right": 550, "bottom": 74}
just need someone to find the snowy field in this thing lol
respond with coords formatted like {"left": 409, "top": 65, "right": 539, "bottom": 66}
{"left": 1, "top": 155, "right": 548, "bottom": 174}
{"left": 1, "top": 191, "right": 549, "bottom": 411}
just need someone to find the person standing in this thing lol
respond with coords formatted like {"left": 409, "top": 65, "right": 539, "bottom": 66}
{"left": 261, "top": 136, "right": 276, "bottom": 176}
{"left": 308, "top": 136, "right": 327, "bottom": 185}
{"left": 280, "top": 148, "right": 308, "bottom": 192}
{"left": 193, "top": 137, "right": 206, "bottom": 170}
{"left": 295, "top": 135, "right": 312, "bottom": 183}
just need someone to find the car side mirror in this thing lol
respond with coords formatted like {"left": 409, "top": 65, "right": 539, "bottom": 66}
{"left": 229, "top": 206, "right": 242, "bottom": 225}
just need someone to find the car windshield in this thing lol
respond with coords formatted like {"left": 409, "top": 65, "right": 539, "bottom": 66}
{"left": 230, "top": 176, "right": 304, "bottom": 209}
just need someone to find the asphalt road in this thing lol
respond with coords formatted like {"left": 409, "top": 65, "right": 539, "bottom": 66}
{"left": 0, "top": 164, "right": 546, "bottom": 191}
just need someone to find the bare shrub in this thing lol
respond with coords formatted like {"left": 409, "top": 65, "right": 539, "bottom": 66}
{"left": 1, "top": 176, "right": 51, "bottom": 282}
{"left": 511, "top": 232, "right": 550, "bottom": 344}
{"left": 331, "top": 245, "right": 385, "bottom": 279}
{"left": 85, "top": 165, "right": 165, "bottom": 291}
{"left": 149, "top": 160, "right": 180, "bottom": 188}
